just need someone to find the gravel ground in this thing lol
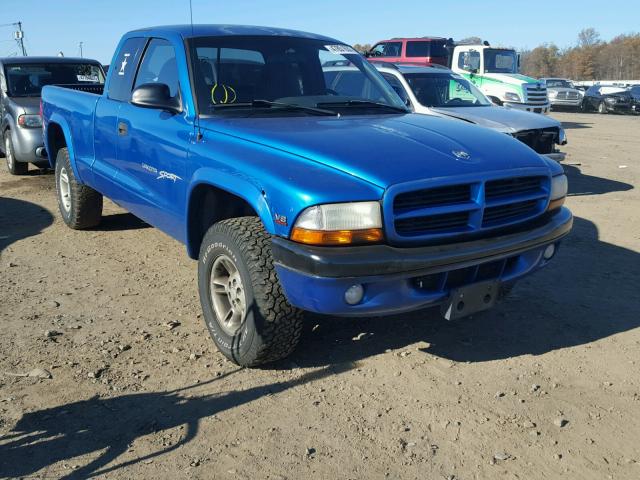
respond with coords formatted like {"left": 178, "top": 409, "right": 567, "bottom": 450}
{"left": 0, "top": 112, "right": 639, "bottom": 479}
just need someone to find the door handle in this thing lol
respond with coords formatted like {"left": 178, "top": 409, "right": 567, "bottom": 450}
{"left": 117, "top": 122, "right": 128, "bottom": 136}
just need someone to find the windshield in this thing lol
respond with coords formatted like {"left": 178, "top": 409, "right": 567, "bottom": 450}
{"left": 189, "top": 36, "right": 406, "bottom": 116}
{"left": 404, "top": 72, "right": 492, "bottom": 108}
{"left": 545, "top": 79, "right": 573, "bottom": 88}
{"left": 4, "top": 63, "right": 104, "bottom": 97}
{"left": 483, "top": 49, "right": 518, "bottom": 74}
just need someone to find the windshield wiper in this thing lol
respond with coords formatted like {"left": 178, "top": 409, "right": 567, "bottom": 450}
{"left": 317, "top": 99, "right": 408, "bottom": 113}
{"left": 212, "top": 99, "right": 338, "bottom": 116}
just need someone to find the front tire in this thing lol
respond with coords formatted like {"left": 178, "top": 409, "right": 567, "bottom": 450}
{"left": 598, "top": 101, "right": 607, "bottom": 114}
{"left": 4, "top": 131, "right": 28, "bottom": 175}
{"left": 54, "top": 147, "right": 103, "bottom": 229}
{"left": 198, "top": 217, "right": 303, "bottom": 367}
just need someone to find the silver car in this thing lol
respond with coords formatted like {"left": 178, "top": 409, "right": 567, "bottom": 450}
{"left": 541, "top": 78, "right": 583, "bottom": 110}
{"left": 0, "top": 57, "right": 105, "bottom": 175}
{"left": 359, "top": 64, "right": 567, "bottom": 161}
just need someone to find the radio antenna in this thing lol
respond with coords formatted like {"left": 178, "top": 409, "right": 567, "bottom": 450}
{"left": 189, "top": 0, "right": 194, "bottom": 36}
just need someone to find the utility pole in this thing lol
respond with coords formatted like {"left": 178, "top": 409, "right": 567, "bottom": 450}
{"left": 15, "top": 22, "right": 27, "bottom": 56}
{"left": 79, "top": 41, "right": 84, "bottom": 58}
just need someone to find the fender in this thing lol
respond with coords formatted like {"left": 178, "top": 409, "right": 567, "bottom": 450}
{"left": 45, "top": 113, "right": 83, "bottom": 182}
{"left": 185, "top": 167, "right": 276, "bottom": 258}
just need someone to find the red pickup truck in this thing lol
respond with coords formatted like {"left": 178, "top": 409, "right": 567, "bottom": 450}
{"left": 366, "top": 37, "right": 451, "bottom": 66}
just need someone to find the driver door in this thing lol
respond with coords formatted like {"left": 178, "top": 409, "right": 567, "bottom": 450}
{"left": 114, "top": 38, "right": 191, "bottom": 239}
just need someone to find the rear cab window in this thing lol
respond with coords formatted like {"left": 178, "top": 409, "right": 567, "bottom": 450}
{"left": 108, "top": 37, "right": 147, "bottom": 102}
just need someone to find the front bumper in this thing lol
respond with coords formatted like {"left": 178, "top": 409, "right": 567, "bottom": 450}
{"left": 11, "top": 127, "right": 47, "bottom": 164}
{"left": 504, "top": 102, "right": 550, "bottom": 114}
{"left": 549, "top": 98, "right": 582, "bottom": 108}
{"left": 272, "top": 207, "right": 573, "bottom": 316}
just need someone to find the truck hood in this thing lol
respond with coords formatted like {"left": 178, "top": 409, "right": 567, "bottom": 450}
{"left": 8, "top": 96, "right": 41, "bottom": 115}
{"left": 483, "top": 73, "right": 542, "bottom": 87}
{"left": 429, "top": 105, "right": 561, "bottom": 133}
{"left": 200, "top": 114, "right": 550, "bottom": 188}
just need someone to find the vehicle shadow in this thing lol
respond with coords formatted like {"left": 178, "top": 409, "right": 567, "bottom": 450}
{"left": 558, "top": 120, "right": 593, "bottom": 129}
{"left": 564, "top": 164, "right": 633, "bottom": 196}
{"left": 292, "top": 215, "right": 639, "bottom": 366}
{"left": 0, "top": 364, "right": 353, "bottom": 479}
{"left": 0, "top": 196, "right": 54, "bottom": 253}
{"left": 90, "top": 212, "right": 150, "bottom": 232}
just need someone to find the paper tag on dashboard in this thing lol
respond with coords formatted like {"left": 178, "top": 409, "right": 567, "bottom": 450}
{"left": 325, "top": 44, "right": 358, "bottom": 55}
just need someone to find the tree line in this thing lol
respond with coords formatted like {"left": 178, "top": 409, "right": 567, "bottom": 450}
{"left": 518, "top": 28, "right": 640, "bottom": 80}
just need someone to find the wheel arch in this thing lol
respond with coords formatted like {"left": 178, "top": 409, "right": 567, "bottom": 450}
{"left": 186, "top": 170, "right": 276, "bottom": 259}
{"left": 45, "top": 115, "right": 80, "bottom": 177}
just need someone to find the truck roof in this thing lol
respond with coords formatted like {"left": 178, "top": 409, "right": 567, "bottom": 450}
{"left": 126, "top": 24, "right": 340, "bottom": 42}
{"left": 0, "top": 56, "right": 102, "bottom": 65}
{"left": 380, "top": 37, "right": 449, "bottom": 42}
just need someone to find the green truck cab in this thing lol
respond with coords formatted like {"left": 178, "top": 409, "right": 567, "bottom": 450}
{"left": 451, "top": 43, "right": 550, "bottom": 114}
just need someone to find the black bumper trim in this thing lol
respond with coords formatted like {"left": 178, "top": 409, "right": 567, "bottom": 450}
{"left": 272, "top": 207, "right": 573, "bottom": 279}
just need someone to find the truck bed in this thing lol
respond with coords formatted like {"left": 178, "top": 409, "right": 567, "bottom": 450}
{"left": 41, "top": 85, "right": 102, "bottom": 177}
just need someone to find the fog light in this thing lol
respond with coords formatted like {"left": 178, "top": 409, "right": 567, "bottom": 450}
{"left": 345, "top": 284, "right": 364, "bottom": 305}
{"left": 543, "top": 244, "right": 556, "bottom": 260}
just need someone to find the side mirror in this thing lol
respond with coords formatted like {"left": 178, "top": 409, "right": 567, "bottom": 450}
{"left": 131, "top": 83, "right": 182, "bottom": 114}
{"left": 391, "top": 85, "right": 411, "bottom": 107}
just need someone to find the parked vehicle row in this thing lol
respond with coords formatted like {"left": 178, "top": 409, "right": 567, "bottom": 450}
{"left": 37, "top": 25, "right": 572, "bottom": 366}
{"left": 367, "top": 39, "right": 551, "bottom": 114}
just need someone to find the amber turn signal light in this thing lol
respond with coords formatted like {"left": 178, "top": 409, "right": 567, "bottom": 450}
{"left": 547, "top": 197, "right": 565, "bottom": 211}
{"left": 290, "top": 227, "right": 383, "bottom": 246}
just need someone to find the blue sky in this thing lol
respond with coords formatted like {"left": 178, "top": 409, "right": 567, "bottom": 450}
{"left": 2, "top": 0, "right": 637, "bottom": 64}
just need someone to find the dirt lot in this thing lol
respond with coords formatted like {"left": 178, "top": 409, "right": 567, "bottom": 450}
{"left": 0, "top": 112, "right": 639, "bottom": 479}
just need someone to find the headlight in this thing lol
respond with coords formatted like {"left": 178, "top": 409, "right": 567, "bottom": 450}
{"left": 548, "top": 90, "right": 558, "bottom": 98}
{"left": 548, "top": 174, "right": 568, "bottom": 211}
{"left": 558, "top": 127, "right": 567, "bottom": 146}
{"left": 291, "top": 201, "right": 383, "bottom": 246}
{"left": 17, "top": 114, "right": 42, "bottom": 128}
{"left": 504, "top": 92, "right": 521, "bottom": 102}
{"left": 605, "top": 96, "right": 616, "bottom": 103}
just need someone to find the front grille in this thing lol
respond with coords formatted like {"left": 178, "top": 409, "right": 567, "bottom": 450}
{"left": 556, "top": 91, "right": 579, "bottom": 100}
{"left": 512, "top": 128, "right": 558, "bottom": 154}
{"left": 525, "top": 84, "right": 549, "bottom": 105}
{"left": 388, "top": 175, "right": 549, "bottom": 243}
{"left": 483, "top": 199, "right": 539, "bottom": 226}
{"left": 395, "top": 211, "right": 469, "bottom": 235}
{"left": 394, "top": 184, "right": 471, "bottom": 211}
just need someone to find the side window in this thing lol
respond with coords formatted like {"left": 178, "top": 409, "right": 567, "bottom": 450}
{"left": 134, "top": 38, "right": 179, "bottom": 97}
{"left": 458, "top": 51, "right": 480, "bottom": 72}
{"left": 406, "top": 41, "right": 430, "bottom": 57}
{"left": 371, "top": 42, "right": 402, "bottom": 57}
{"left": 108, "top": 37, "right": 146, "bottom": 102}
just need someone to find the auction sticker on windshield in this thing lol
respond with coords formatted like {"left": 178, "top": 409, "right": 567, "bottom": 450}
{"left": 77, "top": 75, "right": 99, "bottom": 82}
{"left": 325, "top": 44, "right": 358, "bottom": 55}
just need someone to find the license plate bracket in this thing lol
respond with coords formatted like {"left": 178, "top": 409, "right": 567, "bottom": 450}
{"left": 441, "top": 280, "right": 500, "bottom": 320}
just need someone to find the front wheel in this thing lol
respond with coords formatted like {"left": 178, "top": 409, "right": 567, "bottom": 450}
{"left": 198, "top": 217, "right": 303, "bottom": 367}
{"left": 4, "top": 131, "right": 28, "bottom": 175}
{"left": 598, "top": 101, "right": 608, "bottom": 114}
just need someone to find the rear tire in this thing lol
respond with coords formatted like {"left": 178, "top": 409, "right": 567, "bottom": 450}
{"left": 54, "top": 147, "right": 103, "bottom": 229}
{"left": 198, "top": 217, "right": 303, "bottom": 367}
{"left": 4, "top": 131, "right": 28, "bottom": 175}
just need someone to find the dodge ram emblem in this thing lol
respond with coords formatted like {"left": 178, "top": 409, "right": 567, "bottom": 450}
{"left": 452, "top": 150, "right": 471, "bottom": 160}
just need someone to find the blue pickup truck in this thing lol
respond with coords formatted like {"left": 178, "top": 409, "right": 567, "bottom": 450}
{"left": 42, "top": 25, "right": 572, "bottom": 366}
